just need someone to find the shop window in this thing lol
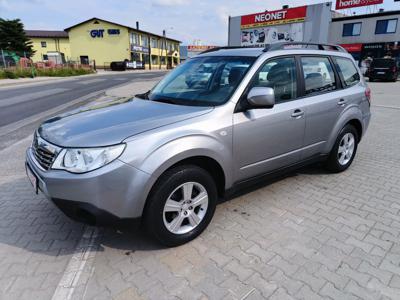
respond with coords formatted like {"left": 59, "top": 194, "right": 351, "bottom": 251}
{"left": 342, "top": 23, "right": 361, "bottom": 36}
{"left": 151, "top": 55, "right": 158, "bottom": 65}
{"left": 41, "top": 41, "right": 47, "bottom": 48}
{"left": 160, "top": 56, "right": 166, "bottom": 65}
{"left": 375, "top": 19, "right": 397, "bottom": 34}
{"left": 143, "top": 54, "right": 150, "bottom": 64}
{"left": 131, "top": 52, "right": 140, "bottom": 61}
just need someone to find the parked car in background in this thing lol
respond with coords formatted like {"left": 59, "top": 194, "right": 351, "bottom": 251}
{"left": 368, "top": 58, "right": 398, "bottom": 82}
{"left": 26, "top": 42, "right": 371, "bottom": 246}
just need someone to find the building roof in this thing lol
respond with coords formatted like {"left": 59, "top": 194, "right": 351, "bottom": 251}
{"left": 332, "top": 10, "right": 400, "bottom": 22}
{"left": 25, "top": 30, "right": 69, "bottom": 38}
{"left": 64, "top": 17, "right": 181, "bottom": 43}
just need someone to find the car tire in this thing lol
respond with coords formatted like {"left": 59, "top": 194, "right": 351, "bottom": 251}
{"left": 325, "top": 124, "right": 359, "bottom": 173}
{"left": 144, "top": 165, "right": 217, "bottom": 247}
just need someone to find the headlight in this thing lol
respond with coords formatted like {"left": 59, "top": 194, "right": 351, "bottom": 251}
{"left": 52, "top": 144, "right": 126, "bottom": 173}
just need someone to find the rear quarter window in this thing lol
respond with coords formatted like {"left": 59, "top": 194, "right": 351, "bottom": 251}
{"left": 334, "top": 57, "right": 360, "bottom": 87}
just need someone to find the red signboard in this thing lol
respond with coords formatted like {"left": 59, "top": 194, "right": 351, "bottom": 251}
{"left": 336, "top": 0, "right": 383, "bottom": 10}
{"left": 187, "top": 45, "right": 217, "bottom": 52}
{"left": 340, "top": 43, "right": 363, "bottom": 52}
{"left": 241, "top": 6, "right": 307, "bottom": 29}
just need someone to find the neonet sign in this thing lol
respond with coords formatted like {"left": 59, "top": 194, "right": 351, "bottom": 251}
{"left": 241, "top": 6, "right": 307, "bottom": 29}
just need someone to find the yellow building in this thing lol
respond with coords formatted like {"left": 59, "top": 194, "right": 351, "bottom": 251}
{"left": 25, "top": 30, "right": 71, "bottom": 63}
{"left": 65, "top": 17, "right": 180, "bottom": 69}
{"left": 26, "top": 18, "right": 181, "bottom": 69}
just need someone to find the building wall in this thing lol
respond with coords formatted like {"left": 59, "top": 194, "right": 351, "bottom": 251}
{"left": 329, "top": 14, "right": 400, "bottom": 44}
{"left": 131, "top": 32, "right": 180, "bottom": 69}
{"left": 29, "top": 37, "right": 70, "bottom": 62}
{"left": 228, "top": 2, "right": 333, "bottom": 46}
{"left": 68, "top": 20, "right": 130, "bottom": 66}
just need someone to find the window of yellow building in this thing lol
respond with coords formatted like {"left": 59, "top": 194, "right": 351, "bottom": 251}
{"left": 151, "top": 55, "right": 158, "bottom": 65}
{"left": 130, "top": 32, "right": 139, "bottom": 45}
{"left": 151, "top": 38, "right": 158, "bottom": 48}
{"left": 141, "top": 35, "right": 149, "bottom": 47}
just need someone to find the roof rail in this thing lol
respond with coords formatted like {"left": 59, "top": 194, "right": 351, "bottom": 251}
{"left": 263, "top": 42, "right": 347, "bottom": 53}
{"left": 200, "top": 46, "right": 261, "bottom": 54}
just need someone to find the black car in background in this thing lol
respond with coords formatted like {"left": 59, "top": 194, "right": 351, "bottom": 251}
{"left": 368, "top": 58, "right": 399, "bottom": 82}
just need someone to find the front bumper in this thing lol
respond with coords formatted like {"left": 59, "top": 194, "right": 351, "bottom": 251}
{"left": 26, "top": 147, "right": 152, "bottom": 222}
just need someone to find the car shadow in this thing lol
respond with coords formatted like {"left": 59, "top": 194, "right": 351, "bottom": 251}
{"left": 0, "top": 176, "right": 166, "bottom": 258}
{"left": 221, "top": 162, "right": 329, "bottom": 202}
{"left": 0, "top": 162, "right": 332, "bottom": 257}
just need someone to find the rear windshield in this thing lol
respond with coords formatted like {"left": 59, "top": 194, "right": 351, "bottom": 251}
{"left": 371, "top": 59, "right": 395, "bottom": 68}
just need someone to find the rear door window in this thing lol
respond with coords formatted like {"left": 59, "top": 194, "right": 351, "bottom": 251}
{"left": 300, "top": 56, "right": 337, "bottom": 95}
{"left": 334, "top": 57, "right": 360, "bottom": 87}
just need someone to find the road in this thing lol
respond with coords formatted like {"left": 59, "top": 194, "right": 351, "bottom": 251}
{"left": 0, "top": 71, "right": 165, "bottom": 151}
{"left": 0, "top": 71, "right": 165, "bottom": 127}
{"left": 1, "top": 80, "right": 400, "bottom": 299}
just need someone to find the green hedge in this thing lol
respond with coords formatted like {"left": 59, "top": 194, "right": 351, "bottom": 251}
{"left": 0, "top": 67, "right": 95, "bottom": 79}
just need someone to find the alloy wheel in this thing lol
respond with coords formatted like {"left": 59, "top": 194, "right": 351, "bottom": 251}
{"left": 337, "top": 133, "right": 355, "bottom": 166}
{"left": 163, "top": 182, "right": 209, "bottom": 235}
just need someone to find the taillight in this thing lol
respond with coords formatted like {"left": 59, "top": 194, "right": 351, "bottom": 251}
{"left": 365, "top": 87, "right": 371, "bottom": 106}
{"left": 392, "top": 66, "right": 397, "bottom": 73}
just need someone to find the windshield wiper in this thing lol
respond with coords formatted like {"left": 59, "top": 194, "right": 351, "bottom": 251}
{"left": 135, "top": 90, "right": 150, "bottom": 100}
{"left": 151, "top": 98, "right": 177, "bottom": 105}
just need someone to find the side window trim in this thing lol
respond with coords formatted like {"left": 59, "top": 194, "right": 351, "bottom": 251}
{"left": 235, "top": 55, "right": 299, "bottom": 113}
{"left": 297, "top": 54, "right": 340, "bottom": 99}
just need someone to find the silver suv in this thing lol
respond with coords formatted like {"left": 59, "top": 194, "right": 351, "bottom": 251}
{"left": 26, "top": 43, "right": 371, "bottom": 246}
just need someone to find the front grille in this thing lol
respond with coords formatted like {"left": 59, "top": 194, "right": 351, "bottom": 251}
{"left": 32, "top": 133, "right": 58, "bottom": 170}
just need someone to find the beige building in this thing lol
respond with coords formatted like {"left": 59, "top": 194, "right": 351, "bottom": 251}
{"left": 25, "top": 30, "right": 71, "bottom": 64}
{"left": 26, "top": 18, "right": 181, "bottom": 69}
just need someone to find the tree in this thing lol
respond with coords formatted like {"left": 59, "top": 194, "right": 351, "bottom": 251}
{"left": 0, "top": 18, "right": 35, "bottom": 58}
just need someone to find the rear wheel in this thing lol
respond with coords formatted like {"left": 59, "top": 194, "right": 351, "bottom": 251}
{"left": 326, "top": 124, "right": 358, "bottom": 173}
{"left": 144, "top": 165, "right": 217, "bottom": 247}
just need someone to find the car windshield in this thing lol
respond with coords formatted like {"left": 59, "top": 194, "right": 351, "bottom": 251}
{"left": 146, "top": 56, "right": 256, "bottom": 106}
{"left": 371, "top": 59, "right": 395, "bottom": 68}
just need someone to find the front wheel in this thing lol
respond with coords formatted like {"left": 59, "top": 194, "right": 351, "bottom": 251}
{"left": 144, "top": 165, "right": 217, "bottom": 247}
{"left": 325, "top": 124, "right": 359, "bottom": 173}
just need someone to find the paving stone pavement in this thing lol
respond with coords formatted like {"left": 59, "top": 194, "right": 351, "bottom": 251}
{"left": 0, "top": 82, "right": 400, "bottom": 300}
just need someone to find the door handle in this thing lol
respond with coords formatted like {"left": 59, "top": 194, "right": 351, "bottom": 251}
{"left": 338, "top": 99, "right": 347, "bottom": 106}
{"left": 291, "top": 109, "right": 304, "bottom": 119}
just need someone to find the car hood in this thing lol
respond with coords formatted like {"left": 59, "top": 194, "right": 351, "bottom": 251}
{"left": 38, "top": 98, "right": 213, "bottom": 147}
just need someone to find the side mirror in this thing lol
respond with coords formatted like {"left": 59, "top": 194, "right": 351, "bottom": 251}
{"left": 247, "top": 87, "right": 275, "bottom": 109}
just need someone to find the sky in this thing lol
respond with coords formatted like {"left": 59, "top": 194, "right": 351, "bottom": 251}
{"left": 0, "top": 0, "right": 399, "bottom": 45}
